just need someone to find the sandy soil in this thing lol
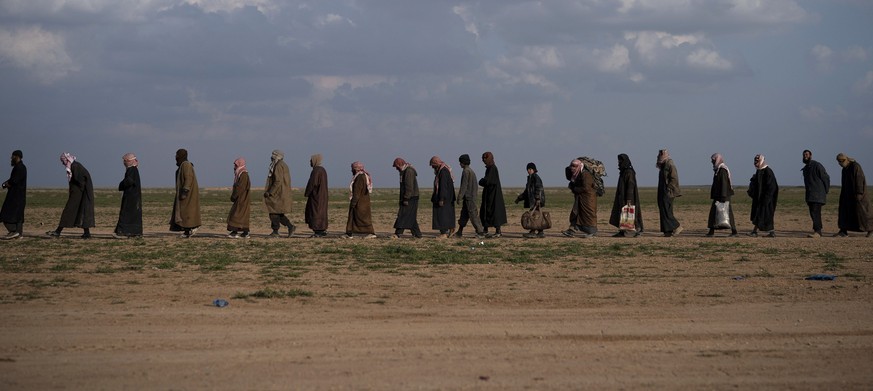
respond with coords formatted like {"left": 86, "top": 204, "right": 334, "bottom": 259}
{"left": 2, "top": 188, "right": 873, "bottom": 390}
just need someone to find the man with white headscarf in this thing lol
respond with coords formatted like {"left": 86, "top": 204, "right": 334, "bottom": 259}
{"left": 227, "top": 157, "right": 251, "bottom": 238}
{"left": 343, "top": 161, "right": 376, "bottom": 239}
{"left": 113, "top": 153, "right": 142, "bottom": 238}
{"left": 747, "top": 154, "right": 779, "bottom": 237}
{"left": 706, "top": 153, "right": 737, "bottom": 237}
{"left": 264, "top": 150, "right": 295, "bottom": 237}
{"left": 47, "top": 153, "right": 95, "bottom": 239}
{"left": 656, "top": 149, "right": 682, "bottom": 237}
{"left": 562, "top": 158, "right": 597, "bottom": 238}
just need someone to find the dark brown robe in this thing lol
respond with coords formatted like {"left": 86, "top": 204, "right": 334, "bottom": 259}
{"left": 394, "top": 166, "right": 419, "bottom": 230}
{"left": 431, "top": 166, "right": 456, "bottom": 230}
{"left": 838, "top": 161, "right": 872, "bottom": 232}
{"left": 478, "top": 164, "right": 507, "bottom": 228}
{"left": 346, "top": 173, "right": 374, "bottom": 234}
{"left": 304, "top": 165, "right": 329, "bottom": 231}
{"left": 609, "top": 155, "right": 643, "bottom": 231}
{"left": 59, "top": 161, "right": 95, "bottom": 228}
{"left": 569, "top": 170, "right": 597, "bottom": 228}
{"left": 227, "top": 171, "right": 251, "bottom": 231}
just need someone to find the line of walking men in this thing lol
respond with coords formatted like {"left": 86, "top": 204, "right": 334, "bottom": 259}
{"left": 0, "top": 148, "right": 870, "bottom": 240}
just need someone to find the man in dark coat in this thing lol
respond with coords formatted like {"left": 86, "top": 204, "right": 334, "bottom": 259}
{"left": 169, "top": 149, "right": 201, "bottom": 238}
{"left": 430, "top": 156, "right": 456, "bottom": 238}
{"left": 47, "top": 153, "right": 95, "bottom": 239}
{"left": 304, "top": 154, "right": 329, "bottom": 237}
{"left": 478, "top": 152, "right": 507, "bottom": 238}
{"left": 392, "top": 157, "right": 422, "bottom": 238}
{"left": 802, "top": 150, "right": 829, "bottom": 238}
{"left": 455, "top": 154, "right": 484, "bottom": 239}
{"left": 609, "top": 154, "right": 643, "bottom": 237}
{"left": 1, "top": 150, "right": 26, "bottom": 240}
{"left": 113, "top": 153, "right": 142, "bottom": 238}
{"left": 515, "top": 162, "right": 545, "bottom": 238}
{"left": 563, "top": 159, "right": 598, "bottom": 238}
{"left": 835, "top": 153, "right": 872, "bottom": 237}
{"left": 747, "top": 154, "right": 779, "bottom": 237}
{"left": 656, "top": 149, "right": 682, "bottom": 237}
{"left": 706, "top": 153, "right": 737, "bottom": 237}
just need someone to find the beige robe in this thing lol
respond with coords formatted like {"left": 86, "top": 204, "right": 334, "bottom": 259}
{"left": 170, "top": 161, "right": 202, "bottom": 230}
{"left": 227, "top": 171, "right": 251, "bottom": 230}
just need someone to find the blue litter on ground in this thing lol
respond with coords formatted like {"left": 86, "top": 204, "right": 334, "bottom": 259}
{"left": 213, "top": 299, "right": 229, "bottom": 307}
{"left": 805, "top": 274, "right": 836, "bottom": 281}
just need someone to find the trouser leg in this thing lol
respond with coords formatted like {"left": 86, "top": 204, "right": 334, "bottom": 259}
{"left": 808, "top": 202, "right": 823, "bottom": 233}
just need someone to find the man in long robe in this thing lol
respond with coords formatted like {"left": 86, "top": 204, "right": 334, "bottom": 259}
{"left": 392, "top": 157, "right": 421, "bottom": 238}
{"left": 1, "top": 150, "right": 26, "bottom": 240}
{"left": 747, "top": 154, "right": 779, "bottom": 237}
{"left": 609, "top": 154, "right": 643, "bottom": 237}
{"left": 169, "top": 149, "right": 201, "bottom": 238}
{"left": 802, "top": 150, "right": 829, "bottom": 238}
{"left": 835, "top": 153, "right": 872, "bottom": 237}
{"left": 656, "top": 149, "right": 682, "bottom": 237}
{"left": 47, "top": 153, "right": 95, "bottom": 239}
{"left": 563, "top": 159, "right": 597, "bottom": 238}
{"left": 706, "top": 153, "right": 737, "bottom": 237}
{"left": 227, "top": 157, "right": 251, "bottom": 238}
{"left": 114, "top": 153, "right": 142, "bottom": 238}
{"left": 304, "top": 154, "right": 329, "bottom": 237}
{"left": 430, "top": 156, "right": 456, "bottom": 238}
{"left": 344, "top": 161, "right": 376, "bottom": 238}
{"left": 455, "top": 154, "right": 484, "bottom": 238}
{"left": 264, "top": 150, "right": 295, "bottom": 237}
{"left": 478, "top": 152, "right": 507, "bottom": 238}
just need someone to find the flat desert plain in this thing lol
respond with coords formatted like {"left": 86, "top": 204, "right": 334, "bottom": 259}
{"left": 1, "top": 186, "right": 872, "bottom": 390}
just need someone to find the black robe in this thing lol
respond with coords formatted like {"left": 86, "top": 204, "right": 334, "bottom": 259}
{"left": 394, "top": 166, "right": 419, "bottom": 229}
{"left": 838, "top": 161, "right": 872, "bottom": 232}
{"left": 0, "top": 161, "right": 27, "bottom": 224}
{"left": 116, "top": 166, "right": 142, "bottom": 235}
{"left": 747, "top": 166, "right": 779, "bottom": 231}
{"left": 59, "top": 161, "right": 95, "bottom": 228}
{"left": 304, "top": 166, "right": 329, "bottom": 231}
{"left": 478, "top": 164, "right": 507, "bottom": 228}
{"left": 609, "top": 156, "right": 643, "bottom": 231}
{"left": 431, "top": 167, "right": 456, "bottom": 230}
{"left": 657, "top": 159, "right": 680, "bottom": 233}
{"left": 707, "top": 167, "right": 736, "bottom": 229}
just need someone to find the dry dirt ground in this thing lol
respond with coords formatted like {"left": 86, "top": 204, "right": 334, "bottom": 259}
{"left": 1, "top": 187, "right": 872, "bottom": 390}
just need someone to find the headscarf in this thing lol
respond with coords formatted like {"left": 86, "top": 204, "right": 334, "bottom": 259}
{"left": 349, "top": 161, "right": 373, "bottom": 199}
{"left": 269, "top": 150, "right": 284, "bottom": 175}
{"left": 430, "top": 156, "right": 455, "bottom": 189}
{"left": 656, "top": 149, "right": 670, "bottom": 169}
{"left": 618, "top": 154, "right": 633, "bottom": 172}
{"left": 836, "top": 153, "right": 855, "bottom": 168}
{"left": 393, "top": 157, "right": 410, "bottom": 171}
{"left": 123, "top": 153, "right": 138, "bottom": 168}
{"left": 458, "top": 154, "right": 471, "bottom": 166}
{"left": 570, "top": 159, "right": 584, "bottom": 181}
{"left": 526, "top": 162, "right": 537, "bottom": 172}
{"left": 234, "top": 157, "right": 247, "bottom": 183}
{"left": 711, "top": 153, "right": 732, "bottom": 182}
{"left": 310, "top": 154, "right": 323, "bottom": 167}
{"left": 482, "top": 151, "right": 495, "bottom": 167}
{"left": 754, "top": 154, "right": 767, "bottom": 170}
{"left": 60, "top": 153, "right": 76, "bottom": 182}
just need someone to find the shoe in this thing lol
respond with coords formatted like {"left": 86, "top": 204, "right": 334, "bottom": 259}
{"left": 180, "top": 232, "right": 191, "bottom": 239}
{"left": 287, "top": 225, "right": 296, "bottom": 238}
{"left": 728, "top": 232, "right": 739, "bottom": 237}
{"left": 705, "top": 233, "right": 714, "bottom": 237}
{"left": 631, "top": 231, "right": 641, "bottom": 238}
{"left": 663, "top": 232, "right": 673, "bottom": 237}
{"left": 485, "top": 233, "right": 502, "bottom": 238}
{"left": 81, "top": 233, "right": 91, "bottom": 240}
{"left": 364, "top": 234, "right": 377, "bottom": 239}
{"left": 523, "top": 232, "right": 537, "bottom": 238}
{"left": 227, "top": 232, "right": 239, "bottom": 239}
{"left": 833, "top": 231, "right": 848, "bottom": 237}
{"left": 562, "top": 229, "right": 575, "bottom": 237}
{"left": 341, "top": 234, "right": 353, "bottom": 239}
{"left": 612, "top": 231, "right": 626, "bottom": 238}
{"left": 46, "top": 230, "right": 61, "bottom": 238}
{"left": 308, "top": 233, "right": 325, "bottom": 238}
{"left": 448, "top": 228, "right": 456, "bottom": 237}
{"left": 536, "top": 232, "right": 545, "bottom": 238}
{"left": 578, "top": 233, "right": 593, "bottom": 238}
{"left": 764, "top": 231, "right": 776, "bottom": 238}
{"left": 3, "top": 232, "right": 20, "bottom": 240}
{"left": 189, "top": 228, "right": 198, "bottom": 237}
{"left": 672, "top": 226, "right": 683, "bottom": 236}
{"left": 747, "top": 231, "right": 758, "bottom": 237}
{"left": 453, "top": 231, "right": 464, "bottom": 238}
{"left": 474, "top": 233, "right": 485, "bottom": 239}
{"left": 111, "top": 232, "right": 125, "bottom": 239}
{"left": 269, "top": 230, "right": 280, "bottom": 238}
{"left": 390, "top": 234, "right": 400, "bottom": 239}
{"left": 807, "top": 232, "right": 821, "bottom": 238}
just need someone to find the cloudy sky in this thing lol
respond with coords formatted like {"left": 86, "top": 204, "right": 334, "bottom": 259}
{"left": 1, "top": 0, "right": 871, "bottom": 189}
